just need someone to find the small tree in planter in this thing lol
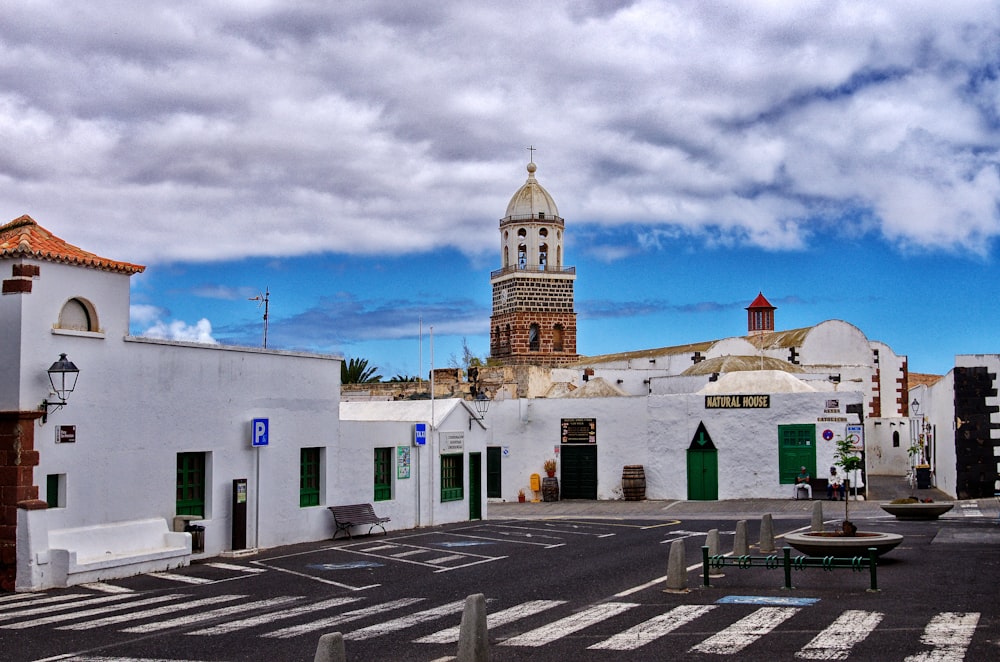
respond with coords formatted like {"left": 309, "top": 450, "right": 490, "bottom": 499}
{"left": 834, "top": 434, "right": 864, "bottom": 535}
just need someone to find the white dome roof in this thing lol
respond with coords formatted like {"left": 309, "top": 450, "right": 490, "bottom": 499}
{"left": 504, "top": 162, "right": 560, "bottom": 219}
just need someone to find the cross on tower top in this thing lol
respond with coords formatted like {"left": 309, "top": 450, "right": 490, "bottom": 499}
{"left": 527, "top": 145, "right": 536, "bottom": 162}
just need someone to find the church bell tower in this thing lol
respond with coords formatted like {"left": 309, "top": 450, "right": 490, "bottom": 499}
{"left": 489, "top": 159, "right": 578, "bottom": 365}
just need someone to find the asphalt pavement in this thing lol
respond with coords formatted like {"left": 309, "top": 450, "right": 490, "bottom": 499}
{"left": 488, "top": 474, "right": 1000, "bottom": 521}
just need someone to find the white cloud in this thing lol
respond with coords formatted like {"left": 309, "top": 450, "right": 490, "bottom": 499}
{"left": 142, "top": 318, "right": 218, "bottom": 345}
{"left": 1, "top": 1, "right": 998, "bottom": 262}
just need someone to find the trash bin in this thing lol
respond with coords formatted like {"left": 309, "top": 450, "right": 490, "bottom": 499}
{"left": 185, "top": 523, "right": 205, "bottom": 553}
{"left": 915, "top": 465, "right": 931, "bottom": 489}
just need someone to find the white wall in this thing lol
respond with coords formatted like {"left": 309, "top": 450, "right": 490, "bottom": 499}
{"left": 338, "top": 411, "right": 488, "bottom": 531}
{"left": 487, "top": 390, "right": 863, "bottom": 502}
{"left": 7, "top": 257, "right": 343, "bottom": 558}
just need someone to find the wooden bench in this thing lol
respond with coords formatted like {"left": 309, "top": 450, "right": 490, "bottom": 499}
{"left": 328, "top": 503, "right": 390, "bottom": 540}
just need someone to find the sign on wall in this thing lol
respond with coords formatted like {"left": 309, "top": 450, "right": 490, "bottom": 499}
{"left": 251, "top": 418, "right": 269, "bottom": 447}
{"left": 561, "top": 418, "right": 596, "bottom": 444}
{"left": 704, "top": 394, "right": 770, "bottom": 409}
{"left": 441, "top": 431, "right": 465, "bottom": 453}
{"left": 397, "top": 446, "right": 411, "bottom": 479}
{"left": 847, "top": 424, "right": 864, "bottom": 450}
{"left": 56, "top": 425, "right": 76, "bottom": 444}
{"left": 414, "top": 422, "right": 428, "bottom": 446}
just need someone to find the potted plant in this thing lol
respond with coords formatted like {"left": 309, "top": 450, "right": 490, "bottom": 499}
{"left": 834, "top": 433, "right": 864, "bottom": 535}
{"left": 543, "top": 459, "right": 557, "bottom": 477}
{"left": 784, "top": 433, "right": 903, "bottom": 557}
{"left": 517, "top": 489, "right": 525, "bottom": 503}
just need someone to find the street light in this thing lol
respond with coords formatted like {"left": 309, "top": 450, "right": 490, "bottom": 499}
{"left": 40, "top": 353, "right": 80, "bottom": 424}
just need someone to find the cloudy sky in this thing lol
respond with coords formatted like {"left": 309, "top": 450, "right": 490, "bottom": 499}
{"left": 3, "top": 1, "right": 999, "bottom": 377}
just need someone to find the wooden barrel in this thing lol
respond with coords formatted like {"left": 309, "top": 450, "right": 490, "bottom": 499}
{"left": 622, "top": 465, "right": 646, "bottom": 501}
{"left": 541, "top": 476, "right": 560, "bottom": 502}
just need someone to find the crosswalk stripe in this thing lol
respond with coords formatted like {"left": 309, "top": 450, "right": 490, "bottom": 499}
{"left": 796, "top": 609, "right": 884, "bottom": 660}
{"left": 391, "top": 549, "right": 427, "bottom": 557}
{"left": 121, "top": 596, "right": 301, "bottom": 633}
{"left": 0, "top": 592, "right": 86, "bottom": 613}
{"left": 344, "top": 599, "right": 467, "bottom": 641}
{"left": 3, "top": 594, "right": 185, "bottom": 629}
{"left": 79, "top": 582, "right": 135, "bottom": 593}
{"left": 426, "top": 554, "right": 465, "bottom": 564}
{"left": 588, "top": 604, "right": 716, "bottom": 650}
{"left": 904, "top": 612, "right": 981, "bottom": 662}
{"left": 0, "top": 593, "right": 38, "bottom": 605}
{"left": 263, "top": 597, "right": 425, "bottom": 639}
{"left": 0, "top": 593, "right": 135, "bottom": 622}
{"left": 204, "top": 562, "right": 266, "bottom": 573}
{"left": 149, "top": 572, "right": 213, "bottom": 585}
{"left": 690, "top": 606, "right": 800, "bottom": 655}
{"left": 415, "top": 600, "right": 566, "bottom": 644}
{"left": 58, "top": 594, "right": 245, "bottom": 631}
{"left": 187, "top": 596, "right": 361, "bottom": 635}
{"left": 500, "top": 602, "right": 639, "bottom": 647}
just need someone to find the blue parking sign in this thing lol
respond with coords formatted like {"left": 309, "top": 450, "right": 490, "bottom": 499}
{"left": 252, "top": 418, "right": 269, "bottom": 447}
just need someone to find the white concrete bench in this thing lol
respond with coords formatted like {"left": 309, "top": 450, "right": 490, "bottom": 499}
{"left": 47, "top": 517, "right": 191, "bottom": 587}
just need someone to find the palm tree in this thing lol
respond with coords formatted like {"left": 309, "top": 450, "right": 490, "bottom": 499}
{"left": 341, "top": 357, "right": 382, "bottom": 384}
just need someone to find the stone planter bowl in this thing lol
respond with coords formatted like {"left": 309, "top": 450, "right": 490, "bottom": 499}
{"left": 783, "top": 531, "right": 903, "bottom": 558}
{"left": 879, "top": 503, "right": 954, "bottom": 520}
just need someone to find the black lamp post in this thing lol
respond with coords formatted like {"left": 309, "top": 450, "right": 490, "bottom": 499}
{"left": 41, "top": 353, "right": 80, "bottom": 423}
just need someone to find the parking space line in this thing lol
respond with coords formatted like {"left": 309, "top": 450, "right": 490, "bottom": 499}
{"left": 428, "top": 530, "right": 565, "bottom": 548}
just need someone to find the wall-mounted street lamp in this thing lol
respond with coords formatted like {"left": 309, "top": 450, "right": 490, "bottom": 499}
{"left": 911, "top": 398, "right": 920, "bottom": 415}
{"left": 468, "top": 381, "right": 491, "bottom": 430}
{"left": 40, "top": 353, "right": 80, "bottom": 424}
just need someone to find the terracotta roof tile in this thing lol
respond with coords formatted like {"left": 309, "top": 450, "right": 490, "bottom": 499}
{"left": 0, "top": 215, "right": 145, "bottom": 274}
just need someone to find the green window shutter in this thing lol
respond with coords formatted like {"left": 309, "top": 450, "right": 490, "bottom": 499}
{"left": 440, "top": 454, "right": 464, "bottom": 502}
{"left": 374, "top": 447, "right": 392, "bottom": 502}
{"left": 176, "top": 452, "right": 206, "bottom": 517}
{"left": 300, "top": 447, "right": 321, "bottom": 507}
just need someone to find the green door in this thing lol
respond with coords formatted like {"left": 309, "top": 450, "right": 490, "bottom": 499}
{"left": 687, "top": 449, "right": 718, "bottom": 500}
{"left": 486, "top": 447, "right": 502, "bottom": 498}
{"left": 469, "top": 452, "right": 482, "bottom": 520}
{"left": 778, "top": 424, "right": 816, "bottom": 484}
{"left": 561, "top": 445, "right": 598, "bottom": 499}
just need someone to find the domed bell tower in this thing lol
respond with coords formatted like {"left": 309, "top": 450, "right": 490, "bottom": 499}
{"left": 490, "top": 160, "right": 578, "bottom": 365}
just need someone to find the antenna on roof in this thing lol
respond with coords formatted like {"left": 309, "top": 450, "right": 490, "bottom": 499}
{"left": 248, "top": 287, "right": 270, "bottom": 348}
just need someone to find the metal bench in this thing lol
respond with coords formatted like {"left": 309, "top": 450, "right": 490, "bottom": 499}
{"left": 328, "top": 503, "right": 390, "bottom": 540}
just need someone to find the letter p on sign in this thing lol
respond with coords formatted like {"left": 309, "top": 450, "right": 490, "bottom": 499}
{"left": 252, "top": 418, "right": 269, "bottom": 447}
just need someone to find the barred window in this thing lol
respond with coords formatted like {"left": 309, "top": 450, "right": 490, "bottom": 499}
{"left": 441, "top": 454, "right": 464, "bottom": 502}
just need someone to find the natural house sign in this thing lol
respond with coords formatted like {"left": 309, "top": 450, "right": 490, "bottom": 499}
{"left": 704, "top": 394, "right": 770, "bottom": 409}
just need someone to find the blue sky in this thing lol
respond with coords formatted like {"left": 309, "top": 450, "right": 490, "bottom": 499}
{"left": 3, "top": 2, "right": 999, "bottom": 378}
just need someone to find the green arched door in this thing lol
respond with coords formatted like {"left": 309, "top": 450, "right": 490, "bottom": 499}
{"left": 687, "top": 422, "right": 719, "bottom": 500}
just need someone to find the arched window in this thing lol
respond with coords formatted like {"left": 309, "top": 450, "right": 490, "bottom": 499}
{"left": 539, "top": 243, "right": 548, "bottom": 269}
{"left": 57, "top": 297, "right": 98, "bottom": 332}
{"left": 892, "top": 431, "right": 900, "bottom": 448}
{"left": 539, "top": 228, "right": 548, "bottom": 238}
{"left": 529, "top": 324, "right": 540, "bottom": 351}
{"left": 552, "top": 324, "right": 564, "bottom": 352}
{"left": 518, "top": 244, "right": 527, "bottom": 269}
{"left": 503, "top": 245, "right": 509, "bottom": 267}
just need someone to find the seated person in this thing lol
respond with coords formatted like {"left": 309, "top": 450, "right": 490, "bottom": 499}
{"left": 827, "top": 466, "right": 846, "bottom": 500}
{"left": 793, "top": 466, "right": 812, "bottom": 499}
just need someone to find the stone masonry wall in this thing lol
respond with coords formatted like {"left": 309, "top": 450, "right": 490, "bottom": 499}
{"left": 0, "top": 411, "right": 41, "bottom": 592}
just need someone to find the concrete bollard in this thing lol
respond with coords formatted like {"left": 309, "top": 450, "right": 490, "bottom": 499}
{"left": 759, "top": 514, "right": 776, "bottom": 553}
{"left": 456, "top": 593, "right": 489, "bottom": 662}
{"left": 705, "top": 528, "right": 725, "bottom": 578}
{"left": 811, "top": 501, "right": 824, "bottom": 532}
{"left": 706, "top": 528, "right": 720, "bottom": 556}
{"left": 313, "top": 632, "right": 346, "bottom": 662}
{"left": 665, "top": 538, "right": 688, "bottom": 592}
{"left": 733, "top": 519, "right": 749, "bottom": 556}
